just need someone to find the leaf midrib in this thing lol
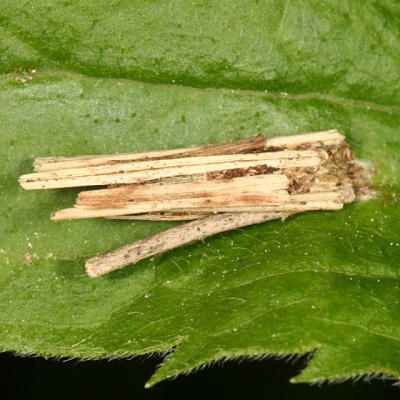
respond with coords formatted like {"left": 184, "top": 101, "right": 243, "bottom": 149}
{"left": 2, "top": 26, "right": 400, "bottom": 115}
{"left": 2, "top": 70, "right": 400, "bottom": 117}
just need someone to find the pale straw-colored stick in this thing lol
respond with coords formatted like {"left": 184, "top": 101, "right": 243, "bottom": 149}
{"left": 52, "top": 184, "right": 355, "bottom": 220}
{"left": 265, "top": 129, "right": 344, "bottom": 148}
{"left": 52, "top": 193, "right": 348, "bottom": 220}
{"left": 51, "top": 174, "right": 289, "bottom": 219}
{"left": 52, "top": 193, "right": 291, "bottom": 219}
{"left": 19, "top": 150, "right": 322, "bottom": 190}
{"left": 33, "top": 135, "right": 266, "bottom": 172}
{"left": 33, "top": 130, "right": 343, "bottom": 173}
{"left": 76, "top": 173, "right": 289, "bottom": 204}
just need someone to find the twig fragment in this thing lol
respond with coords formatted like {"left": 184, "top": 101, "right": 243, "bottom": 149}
{"left": 85, "top": 212, "right": 290, "bottom": 278}
{"left": 20, "top": 150, "right": 322, "bottom": 190}
{"left": 51, "top": 174, "right": 290, "bottom": 219}
{"left": 33, "top": 135, "right": 267, "bottom": 172}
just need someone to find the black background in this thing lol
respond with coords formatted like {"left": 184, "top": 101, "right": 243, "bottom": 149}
{"left": 2, "top": 352, "right": 399, "bottom": 399}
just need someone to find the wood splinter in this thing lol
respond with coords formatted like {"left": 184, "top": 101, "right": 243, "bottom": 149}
{"left": 86, "top": 212, "right": 290, "bottom": 278}
{"left": 18, "top": 130, "right": 371, "bottom": 278}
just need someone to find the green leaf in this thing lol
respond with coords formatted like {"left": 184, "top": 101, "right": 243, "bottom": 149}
{"left": 0, "top": 0, "right": 399, "bottom": 387}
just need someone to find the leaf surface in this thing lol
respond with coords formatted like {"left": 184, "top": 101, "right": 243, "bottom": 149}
{"left": 0, "top": 1, "right": 399, "bottom": 387}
